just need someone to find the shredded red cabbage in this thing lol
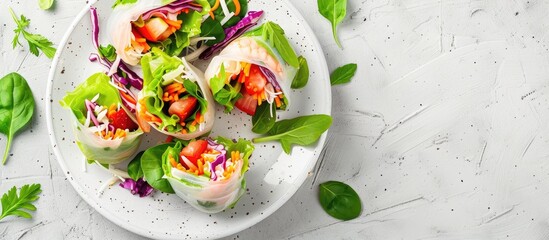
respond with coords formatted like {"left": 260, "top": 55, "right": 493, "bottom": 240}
{"left": 85, "top": 99, "right": 100, "bottom": 127}
{"left": 258, "top": 65, "right": 282, "bottom": 92}
{"left": 141, "top": 0, "right": 202, "bottom": 20}
{"left": 206, "top": 139, "right": 227, "bottom": 180}
{"left": 120, "top": 178, "right": 154, "bottom": 197}
{"left": 88, "top": 7, "right": 143, "bottom": 91}
{"left": 200, "top": 11, "right": 264, "bottom": 60}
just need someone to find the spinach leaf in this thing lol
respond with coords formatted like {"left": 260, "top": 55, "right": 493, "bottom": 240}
{"left": 318, "top": 181, "right": 361, "bottom": 220}
{"left": 317, "top": 0, "right": 347, "bottom": 48}
{"left": 200, "top": 17, "right": 226, "bottom": 46}
{"left": 38, "top": 0, "right": 54, "bottom": 10}
{"left": 141, "top": 143, "right": 175, "bottom": 193}
{"left": 330, "top": 63, "right": 357, "bottom": 86}
{"left": 127, "top": 151, "right": 144, "bottom": 181}
{"left": 0, "top": 73, "right": 35, "bottom": 165}
{"left": 253, "top": 114, "right": 332, "bottom": 154}
{"left": 291, "top": 56, "right": 309, "bottom": 89}
{"left": 207, "top": 0, "right": 248, "bottom": 28}
{"left": 251, "top": 103, "right": 276, "bottom": 134}
{"left": 98, "top": 44, "right": 117, "bottom": 62}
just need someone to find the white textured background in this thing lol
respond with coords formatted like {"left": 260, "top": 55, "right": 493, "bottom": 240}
{"left": 2, "top": 0, "right": 549, "bottom": 239}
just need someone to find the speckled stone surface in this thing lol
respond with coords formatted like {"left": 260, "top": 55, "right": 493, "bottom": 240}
{"left": 3, "top": 0, "right": 549, "bottom": 239}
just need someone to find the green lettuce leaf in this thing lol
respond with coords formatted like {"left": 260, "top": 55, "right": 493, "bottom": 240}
{"left": 59, "top": 73, "right": 121, "bottom": 124}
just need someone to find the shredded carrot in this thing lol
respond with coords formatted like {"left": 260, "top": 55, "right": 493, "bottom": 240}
{"left": 197, "top": 160, "right": 204, "bottom": 175}
{"left": 275, "top": 96, "right": 282, "bottom": 108}
{"left": 233, "top": 0, "right": 241, "bottom": 15}
{"left": 211, "top": 0, "right": 220, "bottom": 12}
{"left": 257, "top": 94, "right": 262, "bottom": 105}
{"left": 209, "top": 11, "right": 215, "bottom": 20}
{"left": 169, "top": 155, "right": 178, "bottom": 167}
{"left": 181, "top": 129, "right": 188, "bottom": 134}
{"left": 243, "top": 63, "right": 251, "bottom": 77}
{"left": 176, "top": 163, "right": 186, "bottom": 171}
{"left": 238, "top": 73, "right": 246, "bottom": 83}
{"left": 107, "top": 104, "right": 117, "bottom": 118}
{"left": 163, "top": 19, "right": 182, "bottom": 29}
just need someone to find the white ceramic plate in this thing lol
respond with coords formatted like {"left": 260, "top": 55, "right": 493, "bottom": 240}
{"left": 46, "top": 0, "right": 330, "bottom": 239}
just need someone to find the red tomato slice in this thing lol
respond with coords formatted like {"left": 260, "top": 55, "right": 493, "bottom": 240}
{"left": 109, "top": 108, "right": 139, "bottom": 131}
{"left": 180, "top": 140, "right": 208, "bottom": 166}
{"left": 168, "top": 96, "right": 198, "bottom": 121}
{"left": 244, "top": 65, "right": 267, "bottom": 95}
{"left": 235, "top": 92, "right": 258, "bottom": 116}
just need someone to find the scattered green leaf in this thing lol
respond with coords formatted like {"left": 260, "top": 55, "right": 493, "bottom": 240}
{"left": 9, "top": 8, "right": 56, "bottom": 59}
{"left": 317, "top": 0, "right": 347, "bottom": 48}
{"left": 0, "top": 184, "right": 41, "bottom": 221}
{"left": 291, "top": 56, "right": 309, "bottom": 89}
{"left": 0, "top": 73, "right": 35, "bottom": 165}
{"left": 127, "top": 151, "right": 144, "bottom": 181}
{"left": 330, "top": 63, "right": 357, "bottom": 86}
{"left": 38, "top": 0, "right": 54, "bottom": 10}
{"left": 253, "top": 114, "right": 332, "bottom": 154}
{"left": 251, "top": 103, "right": 276, "bottom": 134}
{"left": 319, "top": 181, "right": 361, "bottom": 220}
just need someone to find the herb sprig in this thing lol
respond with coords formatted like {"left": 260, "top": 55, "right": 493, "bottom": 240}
{"left": 9, "top": 8, "right": 56, "bottom": 59}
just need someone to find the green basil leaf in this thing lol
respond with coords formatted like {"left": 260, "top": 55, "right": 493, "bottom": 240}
{"left": 127, "top": 151, "right": 144, "bottom": 181}
{"left": 251, "top": 103, "right": 276, "bottom": 134}
{"left": 330, "top": 63, "right": 357, "bottom": 86}
{"left": 200, "top": 17, "right": 226, "bottom": 46}
{"left": 141, "top": 143, "right": 176, "bottom": 193}
{"left": 253, "top": 114, "right": 332, "bottom": 154}
{"left": 317, "top": 0, "right": 347, "bottom": 48}
{"left": 291, "top": 56, "right": 309, "bottom": 89}
{"left": 38, "top": 0, "right": 54, "bottom": 10}
{"left": 318, "top": 181, "right": 362, "bottom": 220}
{"left": 0, "top": 73, "right": 35, "bottom": 165}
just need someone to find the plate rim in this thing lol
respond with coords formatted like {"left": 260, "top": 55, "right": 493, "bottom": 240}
{"left": 45, "top": 0, "right": 332, "bottom": 239}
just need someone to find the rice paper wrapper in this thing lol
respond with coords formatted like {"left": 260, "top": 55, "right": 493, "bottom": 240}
{"left": 165, "top": 161, "right": 246, "bottom": 213}
{"left": 138, "top": 50, "right": 215, "bottom": 140}
{"left": 73, "top": 116, "right": 143, "bottom": 164}
{"left": 160, "top": 138, "right": 253, "bottom": 213}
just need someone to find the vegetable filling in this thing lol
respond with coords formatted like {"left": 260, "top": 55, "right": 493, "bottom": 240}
{"left": 84, "top": 94, "right": 139, "bottom": 140}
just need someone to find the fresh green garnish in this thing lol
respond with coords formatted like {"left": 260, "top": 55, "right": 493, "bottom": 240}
{"left": 0, "top": 184, "right": 41, "bottom": 221}
{"left": 9, "top": 8, "right": 56, "bottom": 59}
{"left": 317, "top": 0, "right": 347, "bottom": 48}
{"left": 319, "top": 181, "right": 361, "bottom": 220}
{"left": 0, "top": 73, "right": 35, "bottom": 165}
{"left": 251, "top": 103, "right": 276, "bottom": 134}
{"left": 330, "top": 63, "right": 357, "bottom": 86}
{"left": 38, "top": 0, "right": 55, "bottom": 10}
{"left": 253, "top": 114, "right": 332, "bottom": 154}
{"left": 291, "top": 56, "right": 309, "bottom": 89}
{"left": 98, "top": 44, "right": 117, "bottom": 62}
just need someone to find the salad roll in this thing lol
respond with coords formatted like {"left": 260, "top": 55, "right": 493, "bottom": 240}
{"left": 60, "top": 73, "right": 143, "bottom": 164}
{"left": 162, "top": 137, "right": 254, "bottom": 213}
{"left": 107, "top": 0, "right": 210, "bottom": 66}
{"left": 137, "top": 48, "right": 215, "bottom": 139}
{"left": 204, "top": 21, "right": 299, "bottom": 116}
